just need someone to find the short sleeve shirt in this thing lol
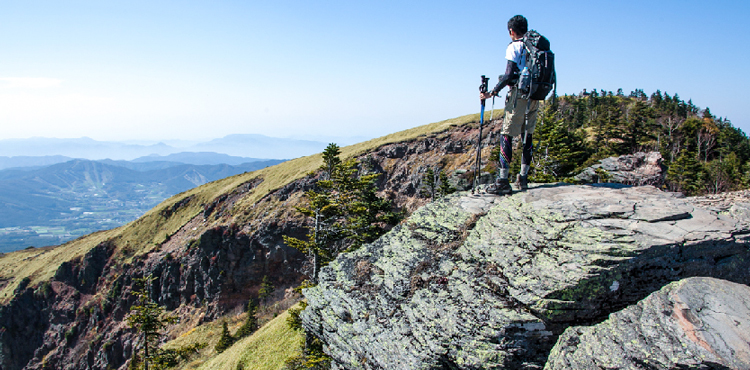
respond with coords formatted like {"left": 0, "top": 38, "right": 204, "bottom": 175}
{"left": 505, "top": 40, "right": 526, "bottom": 68}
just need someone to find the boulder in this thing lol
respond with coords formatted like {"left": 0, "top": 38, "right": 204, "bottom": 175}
{"left": 574, "top": 152, "right": 665, "bottom": 186}
{"left": 302, "top": 184, "right": 750, "bottom": 369}
{"left": 545, "top": 277, "right": 750, "bottom": 370}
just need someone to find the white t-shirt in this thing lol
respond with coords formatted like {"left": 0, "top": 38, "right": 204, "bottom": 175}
{"left": 506, "top": 40, "right": 526, "bottom": 69}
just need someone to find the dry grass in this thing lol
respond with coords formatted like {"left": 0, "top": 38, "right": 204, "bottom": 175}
{"left": 0, "top": 229, "right": 117, "bottom": 301}
{"left": 0, "top": 110, "right": 500, "bottom": 304}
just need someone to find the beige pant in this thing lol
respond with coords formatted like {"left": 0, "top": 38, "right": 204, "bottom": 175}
{"left": 501, "top": 87, "right": 540, "bottom": 137}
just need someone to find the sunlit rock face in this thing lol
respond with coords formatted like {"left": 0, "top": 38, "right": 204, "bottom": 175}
{"left": 302, "top": 184, "right": 750, "bottom": 369}
{"left": 545, "top": 277, "right": 750, "bottom": 370}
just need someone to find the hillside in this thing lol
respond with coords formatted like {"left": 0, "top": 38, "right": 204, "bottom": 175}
{"left": 0, "top": 90, "right": 747, "bottom": 370}
{"left": 0, "top": 110, "right": 500, "bottom": 370}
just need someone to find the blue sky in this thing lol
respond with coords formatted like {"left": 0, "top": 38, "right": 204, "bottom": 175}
{"left": 1, "top": 0, "right": 748, "bottom": 142}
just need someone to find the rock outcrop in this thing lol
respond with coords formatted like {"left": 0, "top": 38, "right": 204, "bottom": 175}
{"left": 302, "top": 184, "right": 750, "bottom": 369}
{"left": 574, "top": 151, "right": 665, "bottom": 185}
{"left": 545, "top": 277, "right": 750, "bottom": 370}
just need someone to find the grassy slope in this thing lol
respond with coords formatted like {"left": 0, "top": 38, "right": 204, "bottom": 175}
{"left": 160, "top": 306, "right": 304, "bottom": 370}
{"left": 194, "top": 309, "right": 304, "bottom": 370}
{"left": 0, "top": 110, "right": 497, "bottom": 302}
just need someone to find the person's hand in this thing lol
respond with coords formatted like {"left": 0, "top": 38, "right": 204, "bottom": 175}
{"left": 480, "top": 92, "right": 493, "bottom": 100}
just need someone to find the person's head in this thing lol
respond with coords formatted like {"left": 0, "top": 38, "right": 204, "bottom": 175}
{"left": 507, "top": 15, "right": 528, "bottom": 40}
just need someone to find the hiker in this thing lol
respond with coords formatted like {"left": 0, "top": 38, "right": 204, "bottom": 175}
{"left": 480, "top": 15, "right": 539, "bottom": 195}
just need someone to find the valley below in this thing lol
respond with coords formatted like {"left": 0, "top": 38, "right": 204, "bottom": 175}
{"left": 0, "top": 157, "right": 284, "bottom": 252}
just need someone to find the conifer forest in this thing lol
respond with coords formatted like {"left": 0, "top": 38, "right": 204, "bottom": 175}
{"left": 520, "top": 89, "right": 749, "bottom": 196}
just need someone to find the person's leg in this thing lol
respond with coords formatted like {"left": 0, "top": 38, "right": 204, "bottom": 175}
{"left": 498, "top": 133, "right": 512, "bottom": 181}
{"left": 516, "top": 100, "right": 539, "bottom": 190}
{"left": 490, "top": 90, "right": 525, "bottom": 195}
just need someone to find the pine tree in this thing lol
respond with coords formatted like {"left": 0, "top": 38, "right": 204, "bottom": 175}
{"left": 420, "top": 167, "right": 456, "bottom": 200}
{"left": 283, "top": 144, "right": 344, "bottom": 283}
{"left": 420, "top": 167, "right": 437, "bottom": 199}
{"left": 283, "top": 145, "right": 401, "bottom": 370}
{"left": 333, "top": 158, "right": 401, "bottom": 250}
{"left": 258, "top": 275, "right": 275, "bottom": 305}
{"left": 624, "top": 99, "right": 654, "bottom": 152}
{"left": 321, "top": 143, "right": 341, "bottom": 180}
{"left": 235, "top": 299, "right": 259, "bottom": 339}
{"left": 437, "top": 170, "right": 456, "bottom": 196}
{"left": 214, "top": 321, "right": 234, "bottom": 353}
{"left": 533, "top": 103, "right": 588, "bottom": 180}
{"left": 126, "top": 275, "right": 178, "bottom": 370}
{"left": 284, "top": 143, "right": 400, "bottom": 283}
{"left": 667, "top": 149, "right": 703, "bottom": 195}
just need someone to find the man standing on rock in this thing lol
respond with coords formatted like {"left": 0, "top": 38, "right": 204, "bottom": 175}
{"left": 480, "top": 15, "right": 539, "bottom": 195}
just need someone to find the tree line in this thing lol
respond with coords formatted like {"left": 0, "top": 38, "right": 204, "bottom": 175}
{"left": 524, "top": 88, "right": 749, "bottom": 195}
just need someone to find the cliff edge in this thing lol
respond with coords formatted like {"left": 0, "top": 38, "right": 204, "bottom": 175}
{"left": 302, "top": 184, "right": 750, "bottom": 369}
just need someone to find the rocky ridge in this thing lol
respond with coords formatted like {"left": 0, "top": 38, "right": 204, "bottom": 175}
{"left": 0, "top": 109, "right": 742, "bottom": 370}
{"left": 0, "top": 115, "right": 505, "bottom": 370}
{"left": 302, "top": 184, "right": 750, "bottom": 369}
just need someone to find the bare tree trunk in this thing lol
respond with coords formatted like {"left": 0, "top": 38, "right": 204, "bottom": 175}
{"left": 144, "top": 334, "right": 149, "bottom": 370}
{"left": 312, "top": 212, "right": 321, "bottom": 284}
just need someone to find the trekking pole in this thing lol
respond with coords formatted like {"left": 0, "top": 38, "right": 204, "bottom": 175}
{"left": 489, "top": 95, "right": 495, "bottom": 124}
{"left": 473, "top": 75, "right": 490, "bottom": 194}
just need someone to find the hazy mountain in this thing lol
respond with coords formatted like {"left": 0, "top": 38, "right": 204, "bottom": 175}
{"left": 0, "top": 155, "right": 75, "bottom": 170}
{"left": 0, "top": 134, "right": 336, "bottom": 160}
{"left": 0, "top": 137, "right": 173, "bottom": 160}
{"left": 0, "top": 158, "right": 284, "bottom": 251}
{"left": 130, "top": 152, "right": 266, "bottom": 165}
{"left": 191, "top": 134, "right": 329, "bottom": 158}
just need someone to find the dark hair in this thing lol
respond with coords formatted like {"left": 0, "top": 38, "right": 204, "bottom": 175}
{"left": 508, "top": 15, "right": 528, "bottom": 35}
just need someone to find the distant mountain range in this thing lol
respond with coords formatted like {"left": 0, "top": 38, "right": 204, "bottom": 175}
{"left": 0, "top": 132, "right": 368, "bottom": 252}
{"left": 0, "top": 134, "right": 358, "bottom": 161}
{"left": 0, "top": 152, "right": 269, "bottom": 171}
{"left": 0, "top": 156, "right": 284, "bottom": 252}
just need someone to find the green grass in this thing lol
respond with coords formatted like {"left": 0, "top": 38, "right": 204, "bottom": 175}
{"left": 164, "top": 306, "right": 304, "bottom": 370}
{"left": 200, "top": 309, "right": 304, "bottom": 370}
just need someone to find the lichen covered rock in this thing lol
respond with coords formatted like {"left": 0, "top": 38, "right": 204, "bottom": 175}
{"left": 545, "top": 277, "right": 750, "bottom": 370}
{"left": 302, "top": 184, "right": 750, "bottom": 369}
{"left": 574, "top": 151, "right": 665, "bottom": 185}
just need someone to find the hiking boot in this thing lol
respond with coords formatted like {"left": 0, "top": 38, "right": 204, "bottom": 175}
{"left": 515, "top": 174, "right": 528, "bottom": 190}
{"left": 486, "top": 179, "right": 512, "bottom": 196}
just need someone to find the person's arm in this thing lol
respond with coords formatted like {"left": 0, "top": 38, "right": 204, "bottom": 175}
{"left": 480, "top": 60, "right": 519, "bottom": 100}
{"left": 491, "top": 60, "right": 519, "bottom": 95}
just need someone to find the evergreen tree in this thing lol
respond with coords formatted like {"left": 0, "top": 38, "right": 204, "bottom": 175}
{"left": 284, "top": 143, "right": 400, "bottom": 284}
{"left": 214, "top": 321, "right": 234, "bottom": 353}
{"left": 283, "top": 144, "right": 342, "bottom": 283}
{"left": 704, "top": 154, "right": 740, "bottom": 194}
{"left": 717, "top": 120, "right": 750, "bottom": 163}
{"left": 333, "top": 158, "right": 402, "bottom": 250}
{"left": 437, "top": 170, "right": 456, "bottom": 196}
{"left": 321, "top": 143, "right": 341, "bottom": 180}
{"left": 533, "top": 102, "right": 588, "bottom": 180}
{"left": 283, "top": 145, "right": 401, "bottom": 370}
{"left": 258, "top": 275, "right": 275, "bottom": 305}
{"left": 420, "top": 167, "right": 456, "bottom": 200}
{"left": 624, "top": 99, "right": 654, "bottom": 153}
{"left": 126, "top": 275, "right": 178, "bottom": 370}
{"left": 667, "top": 149, "right": 704, "bottom": 195}
{"left": 235, "top": 299, "right": 259, "bottom": 339}
{"left": 420, "top": 167, "right": 437, "bottom": 199}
